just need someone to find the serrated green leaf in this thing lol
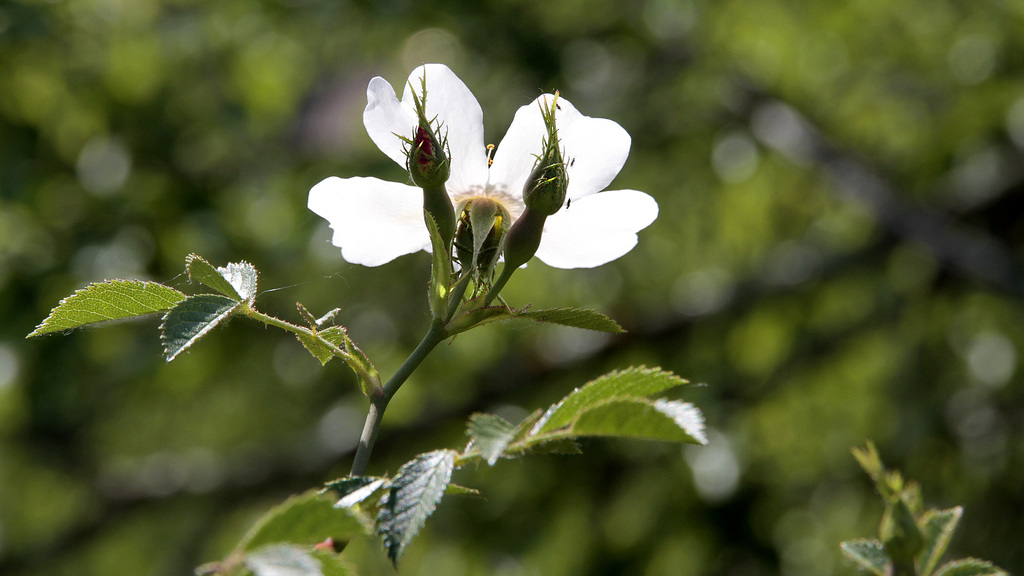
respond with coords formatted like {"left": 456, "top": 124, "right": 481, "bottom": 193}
{"left": 245, "top": 544, "right": 323, "bottom": 576}
{"left": 514, "top": 307, "right": 624, "bottom": 333}
{"left": 510, "top": 408, "right": 545, "bottom": 443}
{"left": 933, "top": 559, "right": 1008, "bottom": 576}
{"left": 186, "top": 254, "right": 242, "bottom": 300}
{"left": 296, "top": 334, "right": 332, "bottom": 365}
{"left": 533, "top": 366, "right": 692, "bottom": 435}
{"left": 296, "top": 326, "right": 350, "bottom": 366}
{"left": 377, "top": 450, "right": 455, "bottom": 566}
{"left": 325, "top": 477, "right": 388, "bottom": 509}
{"left": 160, "top": 294, "right": 240, "bottom": 361}
{"left": 28, "top": 280, "right": 186, "bottom": 337}
{"left": 840, "top": 539, "right": 888, "bottom": 575}
{"left": 918, "top": 507, "right": 963, "bottom": 576}
{"left": 568, "top": 398, "right": 707, "bottom": 444}
{"left": 219, "top": 261, "right": 259, "bottom": 301}
{"left": 467, "top": 413, "right": 516, "bottom": 465}
{"left": 294, "top": 326, "right": 379, "bottom": 396}
{"left": 241, "top": 491, "right": 364, "bottom": 553}
{"left": 425, "top": 212, "right": 450, "bottom": 320}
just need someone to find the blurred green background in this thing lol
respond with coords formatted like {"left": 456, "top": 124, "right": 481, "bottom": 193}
{"left": 2, "top": 0, "right": 1023, "bottom": 574}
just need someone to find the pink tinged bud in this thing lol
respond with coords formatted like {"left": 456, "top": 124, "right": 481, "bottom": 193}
{"left": 409, "top": 124, "right": 450, "bottom": 188}
{"left": 404, "top": 72, "right": 455, "bottom": 248}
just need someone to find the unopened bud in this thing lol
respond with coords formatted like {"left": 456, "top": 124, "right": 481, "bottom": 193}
{"left": 404, "top": 74, "right": 455, "bottom": 248}
{"left": 408, "top": 124, "right": 450, "bottom": 188}
{"left": 522, "top": 160, "right": 567, "bottom": 216}
{"left": 454, "top": 198, "right": 508, "bottom": 280}
{"left": 483, "top": 93, "right": 569, "bottom": 305}
{"left": 522, "top": 93, "right": 568, "bottom": 216}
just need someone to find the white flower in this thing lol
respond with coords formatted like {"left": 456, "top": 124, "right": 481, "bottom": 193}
{"left": 308, "top": 64, "right": 658, "bottom": 269}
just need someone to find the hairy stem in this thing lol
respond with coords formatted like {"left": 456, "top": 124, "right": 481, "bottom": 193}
{"left": 350, "top": 318, "right": 449, "bottom": 476}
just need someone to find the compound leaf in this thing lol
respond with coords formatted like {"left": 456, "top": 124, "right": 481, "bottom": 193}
{"left": 28, "top": 280, "right": 186, "bottom": 337}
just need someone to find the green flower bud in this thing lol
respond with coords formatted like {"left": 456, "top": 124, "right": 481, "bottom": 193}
{"left": 483, "top": 93, "right": 569, "bottom": 305}
{"left": 454, "top": 198, "right": 509, "bottom": 280}
{"left": 522, "top": 93, "right": 568, "bottom": 216}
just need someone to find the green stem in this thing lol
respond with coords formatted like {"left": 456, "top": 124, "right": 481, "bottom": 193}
{"left": 484, "top": 264, "right": 515, "bottom": 307}
{"left": 350, "top": 318, "right": 449, "bottom": 476}
{"left": 247, "top": 307, "right": 351, "bottom": 362}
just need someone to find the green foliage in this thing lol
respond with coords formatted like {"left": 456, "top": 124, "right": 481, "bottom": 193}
{"left": 376, "top": 450, "right": 457, "bottom": 565}
{"left": 918, "top": 508, "right": 964, "bottom": 576}
{"left": 197, "top": 491, "right": 360, "bottom": 576}
{"left": 841, "top": 539, "right": 888, "bottom": 575}
{"left": 513, "top": 307, "right": 625, "bottom": 333}
{"left": 292, "top": 310, "right": 381, "bottom": 396}
{"left": 160, "top": 294, "right": 241, "bottom": 361}
{"left": 447, "top": 304, "right": 624, "bottom": 335}
{"left": 532, "top": 366, "right": 693, "bottom": 434}
{"left": 320, "top": 365, "right": 701, "bottom": 566}
{"left": 466, "top": 413, "right": 517, "bottom": 465}
{"left": 841, "top": 443, "right": 1007, "bottom": 576}
{"left": 8, "top": 0, "right": 1024, "bottom": 573}
{"left": 932, "top": 559, "right": 1007, "bottom": 576}
{"left": 27, "top": 280, "right": 186, "bottom": 337}
{"left": 295, "top": 327, "right": 345, "bottom": 366}
{"left": 244, "top": 545, "right": 316, "bottom": 576}
{"left": 239, "top": 491, "right": 363, "bottom": 552}
{"left": 426, "top": 212, "right": 452, "bottom": 320}
{"left": 186, "top": 254, "right": 258, "bottom": 302}
{"left": 568, "top": 398, "right": 706, "bottom": 444}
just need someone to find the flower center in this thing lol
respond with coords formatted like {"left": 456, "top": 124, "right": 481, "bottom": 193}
{"left": 450, "top": 184, "right": 524, "bottom": 223}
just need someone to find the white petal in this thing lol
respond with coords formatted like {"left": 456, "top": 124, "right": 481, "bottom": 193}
{"left": 308, "top": 176, "right": 430, "bottom": 267}
{"left": 489, "top": 95, "right": 631, "bottom": 201}
{"left": 533, "top": 189, "right": 658, "bottom": 269}
{"left": 403, "top": 64, "right": 488, "bottom": 194}
{"left": 364, "top": 76, "right": 417, "bottom": 168}
{"left": 558, "top": 100, "right": 631, "bottom": 200}
{"left": 363, "top": 65, "right": 489, "bottom": 192}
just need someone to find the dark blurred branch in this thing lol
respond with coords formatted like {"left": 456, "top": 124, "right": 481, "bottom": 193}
{"left": 744, "top": 92, "right": 1024, "bottom": 299}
